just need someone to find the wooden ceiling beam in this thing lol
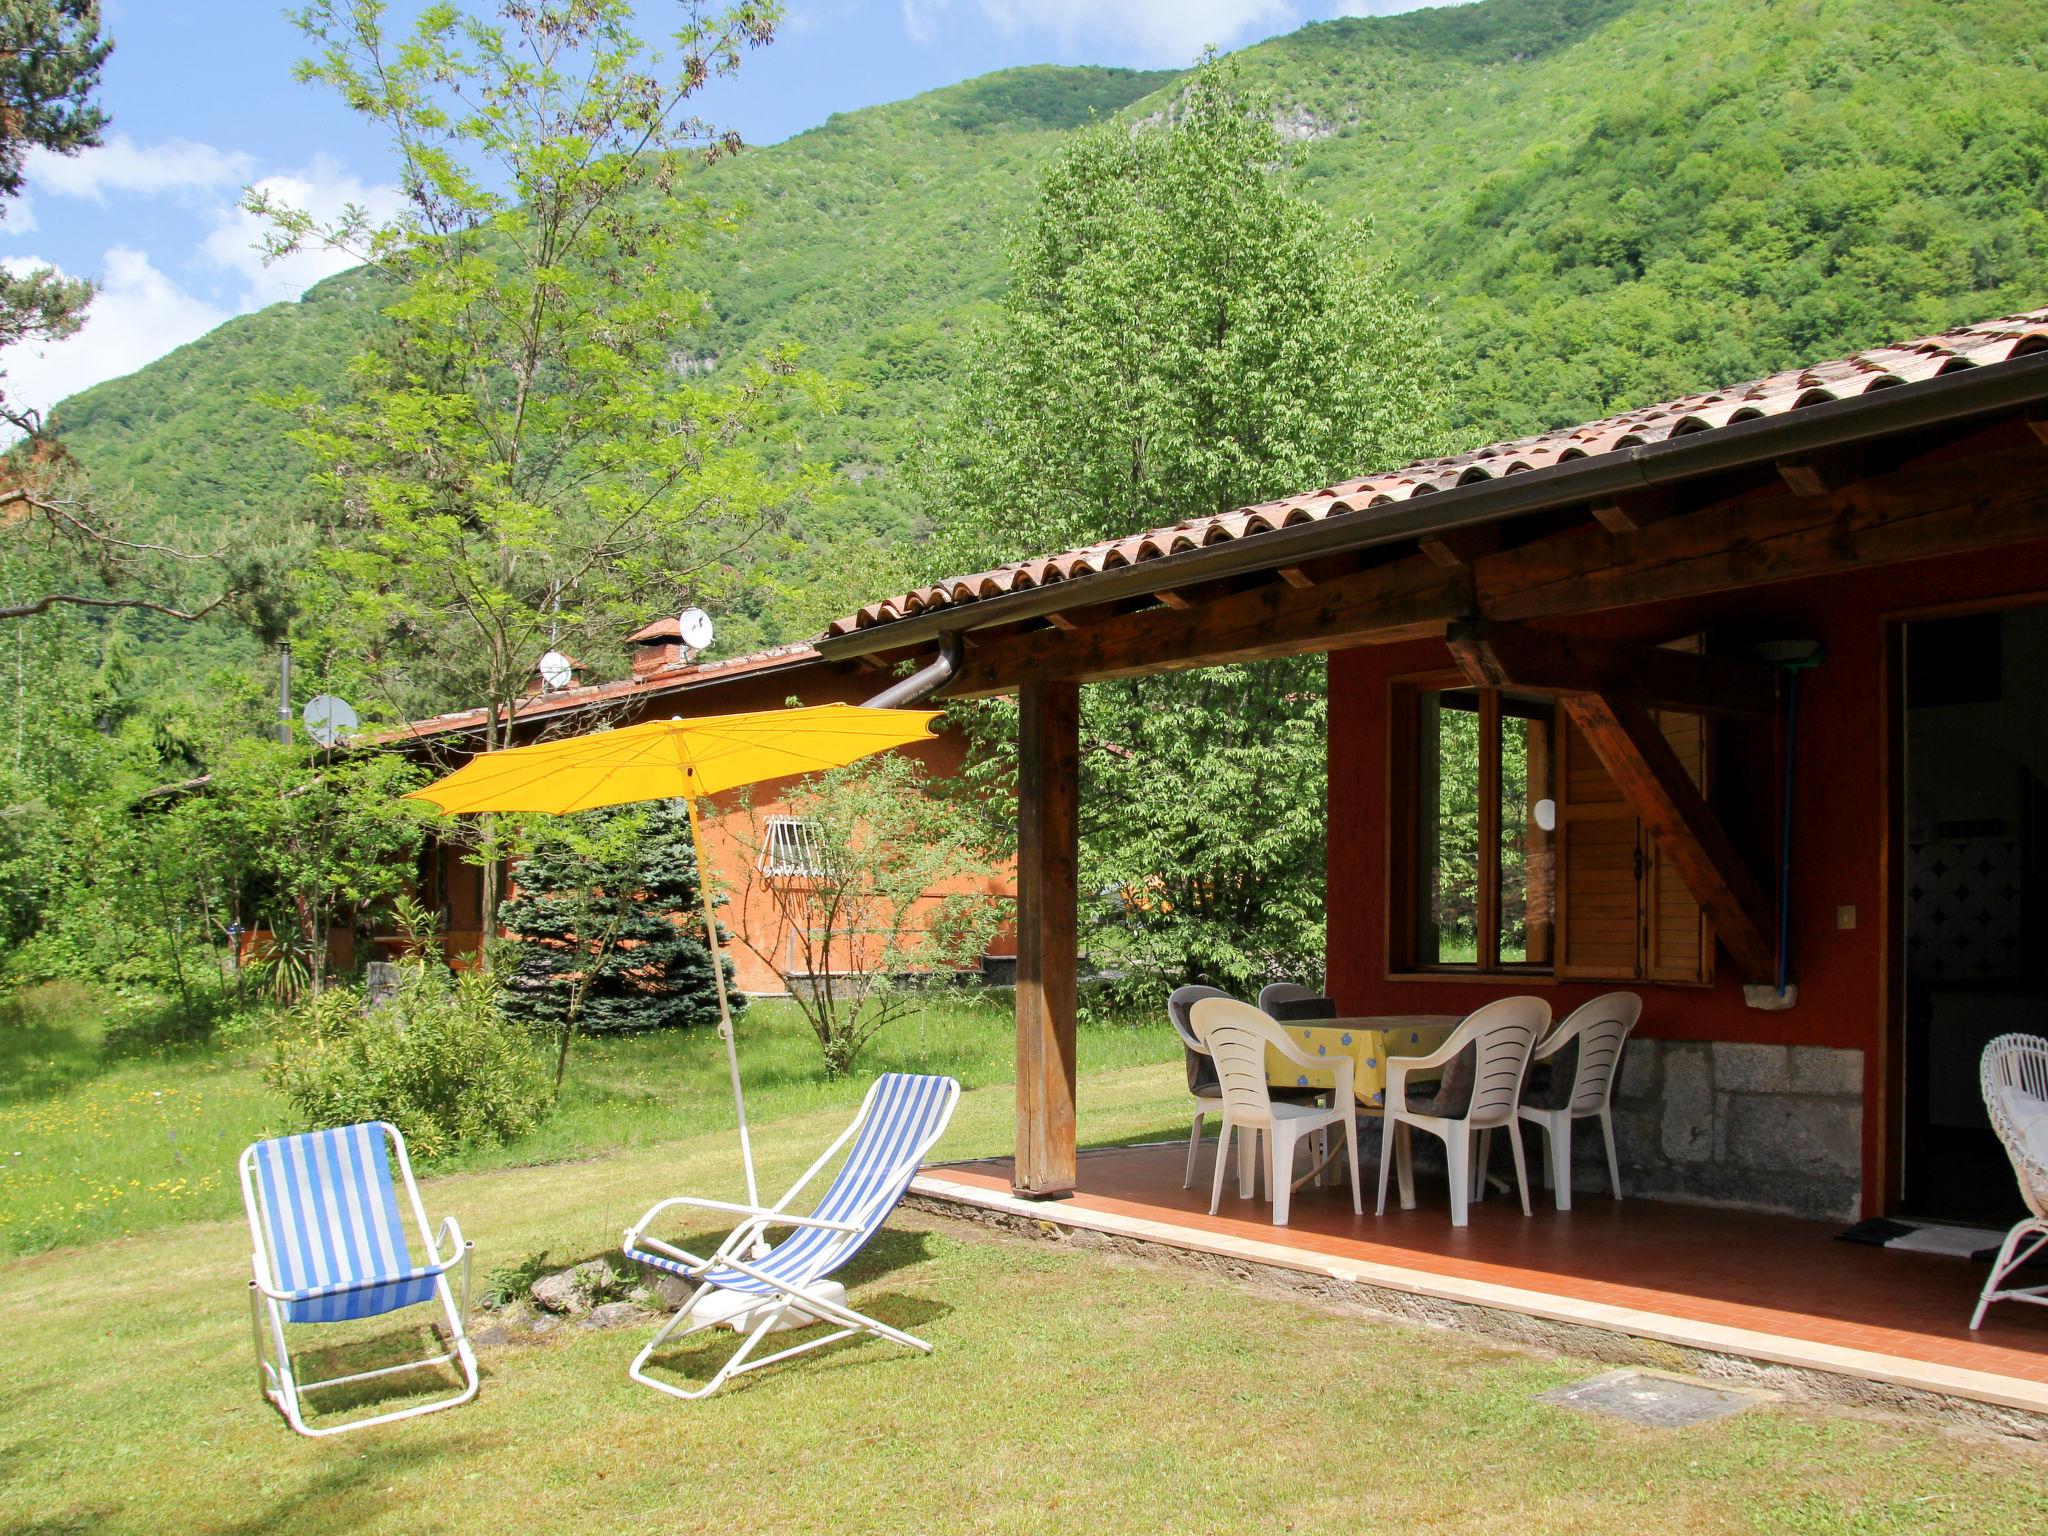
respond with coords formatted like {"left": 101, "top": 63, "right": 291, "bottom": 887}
{"left": 1589, "top": 488, "right": 1683, "bottom": 533}
{"left": 1775, "top": 445, "right": 1867, "bottom": 498}
{"left": 1417, "top": 524, "right": 1503, "bottom": 569}
{"left": 941, "top": 557, "right": 1470, "bottom": 698}
{"left": 1482, "top": 440, "right": 2048, "bottom": 623}
{"left": 1445, "top": 620, "right": 1776, "bottom": 717}
{"left": 919, "top": 437, "right": 2048, "bottom": 698}
{"left": 1561, "top": 693, "right": 1778, "bottom": 984}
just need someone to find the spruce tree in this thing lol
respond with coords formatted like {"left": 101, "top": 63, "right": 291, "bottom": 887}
{"left": 500, "top": 800, "right": 740, "bottom": 1040}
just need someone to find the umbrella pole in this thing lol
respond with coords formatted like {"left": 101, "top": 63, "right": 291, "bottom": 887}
{"left": 685, "top": 796, "right": 759, "bottom": 1209}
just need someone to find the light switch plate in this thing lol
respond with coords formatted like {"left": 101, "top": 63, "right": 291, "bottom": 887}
{"left": 1836, "top": 904, "right": 1857, "bottom": 930}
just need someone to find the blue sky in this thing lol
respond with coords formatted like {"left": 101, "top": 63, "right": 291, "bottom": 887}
{"left": 1, "top": 0, "right": 1453, "bottom": 417}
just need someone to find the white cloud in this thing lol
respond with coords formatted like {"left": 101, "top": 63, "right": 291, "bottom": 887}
{"left": 2, "top": 197, "right": 36, "bottom": 236}
{"left": 201, "top": 156, "right": 402, "bottom": 307}
{"left": 0, "top": 249, "right": 229, "bottom": 417}
{"left": 903, "top": 0, "right": 1297, "bottom": 65}
{"left": 26, "top": 134, "right": 253, "bottom": 202}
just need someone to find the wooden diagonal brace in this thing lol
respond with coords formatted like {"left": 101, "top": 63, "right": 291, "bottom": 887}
{"left": 1445, "top": 620, "right": 1776, "bottom": 718}
{"left": 1560, "top": 693, "right": 1778, "bottom": 983}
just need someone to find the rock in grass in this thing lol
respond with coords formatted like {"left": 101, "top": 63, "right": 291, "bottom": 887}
{"left": 531, "top": 1258, "right": 614, "bottom": 1314}
{"left": 581, "top": 1301, "right": 653, "bottom": 1331}
{"left": 647, "top": 1272, "right": 693, "bottom": 1310}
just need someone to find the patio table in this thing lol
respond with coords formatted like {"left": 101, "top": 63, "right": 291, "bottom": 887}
{"left": 1264, "top": 1016, "right": 1463, "bottom": 1109}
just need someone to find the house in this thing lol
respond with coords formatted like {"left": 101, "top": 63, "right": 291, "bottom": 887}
{"left": 380, "top": 627, "right": 1016, "bottom": 994}
{"left": 814, "top": 309, "right": 2048, "bottom": 1420}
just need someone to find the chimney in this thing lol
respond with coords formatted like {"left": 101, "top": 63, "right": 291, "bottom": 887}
{"left": 624, "top": 616, "right": 687, "bottom": 678}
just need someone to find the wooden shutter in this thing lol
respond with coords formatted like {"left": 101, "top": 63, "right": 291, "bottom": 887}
{"left": 1554, "top": 706, "right": 1716, "bottom": 984}
{"left": 1555, "top": 712, "right": 1643, "bottom": 980}
{"left": 1644, "top": 709, "right": 1714, "bottom": 983}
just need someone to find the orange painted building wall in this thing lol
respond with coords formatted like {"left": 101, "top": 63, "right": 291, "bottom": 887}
{"left": 1326, "top": 536, "right": 2048, "bottom": 1216}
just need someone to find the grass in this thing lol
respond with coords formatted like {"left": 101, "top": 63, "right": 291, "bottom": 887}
{"left": 0, "top": 982, "right": 1177, "bottom": 1257}
{"left": 2, "top": 1068, "right": 2045, "bottom": 1534}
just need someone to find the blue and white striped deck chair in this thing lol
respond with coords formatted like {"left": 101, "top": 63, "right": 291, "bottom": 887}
{"left": 623, "top": 1071, "right": 960, "bottom": 1400}
{"left": 239, "top": 1121, "right": 478, "bottom": 1437}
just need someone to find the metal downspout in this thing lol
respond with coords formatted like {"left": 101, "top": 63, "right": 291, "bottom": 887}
{"left": 861, "top": 631, "right": 963, "bottom": 709}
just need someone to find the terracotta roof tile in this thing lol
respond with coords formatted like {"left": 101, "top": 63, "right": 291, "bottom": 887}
{"left": 824, "top": 306, "right": 2048, "bottom": 639}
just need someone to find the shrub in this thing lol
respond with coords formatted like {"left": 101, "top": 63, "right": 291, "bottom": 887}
{"left": 266, "top": 958, "right": 551, "bottom": 1160}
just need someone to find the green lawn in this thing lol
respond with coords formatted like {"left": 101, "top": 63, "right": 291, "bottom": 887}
{"left": 0, "top": 982, "right": 1177, "bottom": 1257}
{"left": 2, "top": 1067, "right": 2045, "bottom": 1534}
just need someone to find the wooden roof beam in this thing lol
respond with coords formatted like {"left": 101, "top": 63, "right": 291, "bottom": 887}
{"left": 1590, "top": 488, "right": 1682, "bottom": 533}
{"left": 931, "top": 436, "right": 2048, "bottom": 699}
{"left": 941, "top": 554, "right": 1469, "bottom": 698}
{"left": 1561, "top": 693, "right": 1778, "bottom": 984}
{"left": 1417, "top": 525, "right": 1503, "bottom": 569}
{"left": 1776, "top": 445, "right": 1867, "bottom": 498}
{"left": 1445, "top": 620, "right": 1776, "bottom": 718}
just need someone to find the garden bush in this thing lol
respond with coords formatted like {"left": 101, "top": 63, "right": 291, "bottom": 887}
{"left": 266, "top": 958, "right": 552, "bottom": 1159}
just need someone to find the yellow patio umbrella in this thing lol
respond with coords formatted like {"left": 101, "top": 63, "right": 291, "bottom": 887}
{"left": 405, "top": 702, "right": 942, "bottom": 1204}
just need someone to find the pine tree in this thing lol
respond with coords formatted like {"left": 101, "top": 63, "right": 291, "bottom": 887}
{"left": 500, "top": 801, "right": 740, "bottom": 1042}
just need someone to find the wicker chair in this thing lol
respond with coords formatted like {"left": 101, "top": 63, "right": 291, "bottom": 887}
{"left": 1973, "top": 1032, "right": 2048, "bottom": 1330}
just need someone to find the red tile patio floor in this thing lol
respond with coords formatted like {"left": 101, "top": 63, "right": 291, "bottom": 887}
{"left": 912, "top": 1142, "right": 2048, "bottom": 1415}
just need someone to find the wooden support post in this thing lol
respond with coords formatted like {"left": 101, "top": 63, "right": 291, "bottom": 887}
{"left": 1561, "top": 693, "right": 1778, "bottom": 983}
{"left": 1014, "top": 679, "right": 1079, "bottom": 1198}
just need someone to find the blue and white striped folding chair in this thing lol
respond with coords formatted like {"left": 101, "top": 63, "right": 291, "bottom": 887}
{"left": 623, "top": 1071, "right": 960, "bottom": 1400}
{"left": 239, "top": 1121, "right": 478, "bottom": 1437}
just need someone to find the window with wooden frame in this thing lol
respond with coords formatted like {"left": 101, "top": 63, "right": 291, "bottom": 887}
{"left": 1390, "top": 671, "right": 1715, "bottom": 984}
{"left": 1389, "top": 676, "right": 1557, "bottom": 974}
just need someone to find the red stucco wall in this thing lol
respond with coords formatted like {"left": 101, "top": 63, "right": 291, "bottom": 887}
{"left": 1327, "top": 537, "right": 2048, "bottom": 1214}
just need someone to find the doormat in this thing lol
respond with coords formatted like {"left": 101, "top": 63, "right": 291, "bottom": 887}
{"left": 1538, "top": 1370, "right": 1759, "bottom": 1429}
{"left": 1836, "top": 1217, "right": 2045, "bottom": 1268}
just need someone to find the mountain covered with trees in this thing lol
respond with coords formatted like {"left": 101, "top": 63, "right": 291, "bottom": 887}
{"left": 44, "top": 0, "right": 2048, "bottom": 669}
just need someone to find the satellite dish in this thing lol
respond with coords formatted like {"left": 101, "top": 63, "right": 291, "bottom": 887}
{"left": 538, "top": 649, "right": 575, "bottom": 691}
{"left": 303, "top": 693, "right": 358, "bottom": 747}
{"left": 678, "top": 607, "right": 714, "bottom": 655}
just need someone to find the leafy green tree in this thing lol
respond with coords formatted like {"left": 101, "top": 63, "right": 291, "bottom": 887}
{"left": 0, "top": 2, "right": 255, "bottom": 627}
{"left": 922, "top": 52, "right": 1444, "bottom": 1000}
{"left": 0, "top": 0, "right": 107, "bottom": 414}
{"left": 260, "top": 0, "right": 820, "bottom": 935}
{"left": 499, "top": 800, "right": 737, "bottom": 1092}
{"left": 727, "top": 753, "right": 1005, "bottom": 1077}
{"left": 174, "top": 739, "right": 434, "bottom": 996}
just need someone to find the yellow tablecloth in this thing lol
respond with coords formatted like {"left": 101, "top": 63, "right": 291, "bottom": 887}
{"left": 1264, "top": 1016, "right": 1462, "bottom": 1108}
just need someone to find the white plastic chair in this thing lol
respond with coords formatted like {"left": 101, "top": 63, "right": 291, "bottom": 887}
{"left": 1378, "top": 996, "right": 1549, "bottom": 1227}
{"left": 1973, "top": 1033, "right": 2048, "bottom": 1330}
{"left": 1515, "top": 992, "right": 1641, "bottom": 1210}
{"left": 1167, "top": 984, "right": 1231, "bottom": 1189}
{"left": 1257, "top": 981, "right": 1329, "bottom": 1018}
{"left": 1191, "top": 996, "right": 1360, "bottom": 1227}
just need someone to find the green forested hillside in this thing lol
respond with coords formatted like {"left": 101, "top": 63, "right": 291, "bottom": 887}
{"left": 46, "top": 0, "right": 2048, "bottom": 674}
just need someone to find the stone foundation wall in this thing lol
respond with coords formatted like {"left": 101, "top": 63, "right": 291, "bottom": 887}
{"left": 1591, "top": 1039, "right": 1864, "bottom": 1222}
